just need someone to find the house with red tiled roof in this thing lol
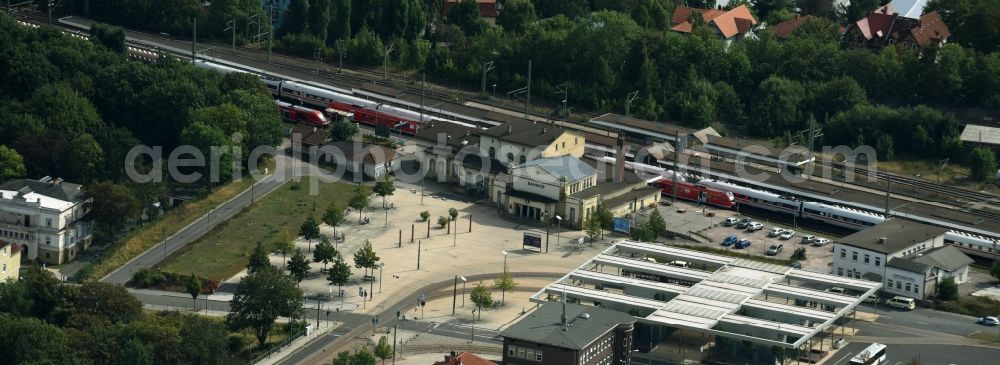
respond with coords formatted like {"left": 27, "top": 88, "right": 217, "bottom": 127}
{"left": 670, "top": 4, "right": 758, "bottom": 44}
{"left": 842, "top": 5, "right": 950, "bottom": 50}
{"left": 442, "top": 0, "right": 500, "bottom": 26}
{"left": 432, "top": 352, "right": 496, "bottom": 365}
{"left": 772, "top": 15, "right": 814, "bottom": 40}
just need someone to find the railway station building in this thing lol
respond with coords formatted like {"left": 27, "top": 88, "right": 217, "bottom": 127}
{"left": 526, "top": 241, "right": 881, "bottom": 365}
{"left": 832, "top": 218, "right": 973, "bottom": 300}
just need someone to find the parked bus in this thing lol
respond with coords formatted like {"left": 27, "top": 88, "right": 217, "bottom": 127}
{"left": 849, "top": 343, "right": 887, "bottom": 365}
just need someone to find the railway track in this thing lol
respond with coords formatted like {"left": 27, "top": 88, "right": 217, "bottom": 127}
{"left": 816, "top": 159, "right": 996, "bottom": 202}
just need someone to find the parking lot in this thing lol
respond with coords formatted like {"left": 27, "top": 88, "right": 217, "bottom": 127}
{"left": 657, "top": 202, "right": 838, "bottom": 272}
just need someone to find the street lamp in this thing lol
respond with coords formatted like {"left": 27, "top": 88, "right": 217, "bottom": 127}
{"left": 460, "top": 276, "right": 468, "bottom": 307}
{"left": 555, "top": 215, "right": 563, "bottom": 247}
{"left": 378, "top": 262, "right": 385, "bottom": 293}
{"left": 544, "top": 210, "right": 550, "bottom": 253}
{"left": 492, "top": 84, "right": 497, "bottom": 111}
{"left": 501, "top": 251, "right": 509, "bottom": 305}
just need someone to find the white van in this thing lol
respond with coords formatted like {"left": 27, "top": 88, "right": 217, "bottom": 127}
{"left": 668, "top": 260, "right": 691, "bottom": 268}
{"left": 885, "top": 296, "right": 916, "bottom": 310}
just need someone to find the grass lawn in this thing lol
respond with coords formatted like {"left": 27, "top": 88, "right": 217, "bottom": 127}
{"left": 88, "top": 178, "right": 254, "bottom": 281}
{"left": 162, "top": 179, "right": 353, "bottom": 281}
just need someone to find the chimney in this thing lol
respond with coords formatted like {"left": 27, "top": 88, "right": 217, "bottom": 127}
{"left": 561, "top": 291, "right": 568, "bottom": 330}
{"left": 52, "top": 178, "right": 63, "bottom": 185}
{"left": 614, "top": 132, "right": 626, "bottom": 183}
{"left": 507, "top": 125, "right": 512, "bottom": 134}
{"left": 878, "top": 237, "right": 887, "bottom": 244}
{"left": 542, "top": 128, "right": 547, "bottom": 134}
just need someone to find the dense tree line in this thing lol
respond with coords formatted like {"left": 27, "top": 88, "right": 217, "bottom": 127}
{"left": 0, "top": 268, "right": 238, "bottom": 365}
{"left": 0, "top": 13, "right": 283, "bottom": 239}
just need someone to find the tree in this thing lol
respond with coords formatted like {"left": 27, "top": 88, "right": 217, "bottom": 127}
{"left": 749, "top": 76, "right": 805, "bottom": 137}
{"left": 308, "top": 0, "right": 331, "bottom": 41}
{"left": 284, "top": 0, "right": 311, "bottom": 35}
{"left": 437, "top": 216, "right": 449, "bottom": 228}
{"left": 374, "top": 335, "right": 392, "bottom": 364}
{"left": 87, "top": 181, "right": 140, "bottom": 239}
{"left": 273, "top": 238, "right": 295, "bottom": 268}
{"left": 247, "top": 242, "right": 272, "bottom": 274}
{"left": 938, "top": 276, "right": 959, "bottom": 300}
{"left": 498, "top": 0, "right": 537, "bottom": 33}
{"left": 645, "top": 209, "right": 667, "bottom": 238}
{"left": 791, "top": 247, "right": 807, "bottom": 261}
{"left": 227, "top": 265, "right": 304, "bottom": 348}
{"left": 448, "top": 207, "right": 459, "bottom": 221}
{"left": 185, "top": 273, "right": 202, "bottom": 311}
{"left": 583, "top": 215, "right": 601, "bottom": 242}
{"left": 313, "top": 236, "right": 338, "bottom": 270}
{"left": 419, "top": 211, "right": 430, "bottom": 221}
{"left": 66, "top": 133, "right": 105, "bottom": 184}
{"left": 179, "top": 121, "right": 234, "bottom": 183}
{"left": 0, "top": 316, "right": 75, "bottom": 365}
{"left": 447, "top": 0, "right": 487, "bottom": 35}
{"left": 300, "top": 214, "right": 322, "bottom": 251}
{"left": 968, "top": 147, "right": 997, "bottom": 182}
{"left": 226, "top": 89, "right": 284, "bottom": 154}
{"left": 330, "top": 119, "right": 359, "bottom": 141}
{"left": 327, "top": 254, "right": 352, "bottom": 296}
{"left": 332, "top": 347, "right": 377, "bottom": 365}
{"left": 493, "top": 267, "right": 517, "bottom": 306}
{"left": 179, "top": 315, "right": 229, "bottom": 365}
{"left": 121, "top": 338, "right": 154, "bottom": 365}
{"left": 594, "top": 203, "right": 614, "bottom": 238}
{"left": 353, "top": 240, "right": 380, "bottom": 277}
{"left": 75, "top": 281, "right": 143, "bottom": 324}
{"left": 328, "top": 0, "right": 352, "bottom": 41}
{"left": 630, "top": 224, "right": 655, "bottom": 242}
{"left": 349, "top": 183, "right": 371, "bottom": 223}
{"left": 470, "top": 283, "right": 493, "bottom": 321}
{"left": 373, "top": 174, "right": 395, "bottom": 208}
{"left": 287, "top": 249, "right": 311, "bottom": 284}
{"left": 991, "top": 261, "right": 1000, "bottom": 284}
{"left": 925, "top": 0, "right": 1000, "bottom": 53}
{"left": 843, "top": 0, "right": 879, "bottom": 23}
{"left": 89, "top": 22, "right": 126, "bottom": 53}
{"left": 0, "top": 146, "right": 26, "bottom": 182}
{"left": 323, "top": 203, "right": 346, "bottom": 236}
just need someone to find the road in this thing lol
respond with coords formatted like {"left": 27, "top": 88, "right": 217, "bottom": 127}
{"left": 101, "top": 173, "right": 283, "bottom": 284}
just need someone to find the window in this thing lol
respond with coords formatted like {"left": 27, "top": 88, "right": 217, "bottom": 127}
{"left": 838, "top": 268, "right": 844, "bottom": 276}
{"left": 519, "top": 156, "right": 526, "bottom": 164}
{"left": 518, "top": 347, "right": 526, "bottom": 358}
{"left": 527, "top": 349, "right": 535, "bottom": 360}
{"left": 562, "top": 142, "right": 566, "bottom": 148}
{"left": 2, "top": 263, "right": 5, "bottom": 272}
{"left": 508, "top": 347, "right": 515, "bottom": 356}
{"left": 905, "top": 283, "right": 911, "bottom": 292}
{"left": 46, "top": 218, "right": 52, "bottom": 227}
{"left": 489, "top": 147, "right": 496, "bottom": 158}
{"left": 852, "top": 251, "right": 858, "bottom": 261}
{"left": 875, "top": 257, "right": 881, "bottom": 267}
{"left": 854, "top": 272, "right": 860, "bottom": 279}
{"left": 536, "top": 352, "right": 543, "bottom": 361}
{"left": 840, "top": 249, "right": 846, "bottom": 259}
{"left": 914, "top": 284, "right": 919, "bottom": 293}
{"left": 507, "top": 153, "right": 515, "bottom": 162}
{"left": 896, "top": 281, "right": 902, "bottom": 289}
{"left": 888, "top": 279, "right": 894, "bottom": 288}
{"left": 45, "top": 236, "right": 51, "bottom": 245}
{"left": 864, "top": 254, "right": 870, "bottom": 264}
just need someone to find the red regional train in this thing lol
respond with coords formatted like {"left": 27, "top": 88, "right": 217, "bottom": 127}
{"left": 654, "top": 177, "right": 735, "bottom": 209}
{"left": 266, "top": 79, "right": 423, "bottom": 135}
{"left": 275, "top": 101, "right": 329, "bottom": 126}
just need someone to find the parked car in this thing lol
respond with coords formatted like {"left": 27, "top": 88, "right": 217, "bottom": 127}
{"left": 826, "top": 287, "right": 846, "bottom": 294}
{"left": 746, "top": 222, "right": 764, "bottom": 232}
{"left": 779, "top": 231, "right": 795, "bottom": 240}
{"left": 735, "top": 239, "right": 752, "bottom": 249}
{"left": 789, "top": 261, "right": 802, "bottom": 269}
{"left": 978, "top": 316, "right": 999, "bottom": 326}
{"left": 767, "top": 227, "right": 785, "bottom": 237}
{"left": 766, "top": 244, "right": 784, "bottom": 255}
{"left": 735, "top": 218, "right": 753, "bottom": 229}
{"left": 885, "top": 296, "right": 916, "bottom": 310}
{"left": 722, "top": 235, "right": 739, "bottom": 246}
{"left": 800, "top": 235, "right": 816, "bottom": 244}
{"left": 811, "top": 238, "right": 831, "bottom": 247}
{"left": 668, "top": 260, "right": 691, "bottom": 268}
{"left": 863, "top": 295, "right": 880, "bottom": 304}
{"left": 724, "top": 217, "right": 739, "bottom": 226}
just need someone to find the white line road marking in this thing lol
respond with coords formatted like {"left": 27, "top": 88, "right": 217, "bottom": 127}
{"left": 832, "top": 351, "right": 854, "bottom": 365}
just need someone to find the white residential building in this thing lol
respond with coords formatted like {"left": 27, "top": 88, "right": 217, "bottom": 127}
{"left": 832, "top": 218, "right": 973, "bottom": 300}
{"left": 0, "top": 177, "right": 92, "bottom": 265}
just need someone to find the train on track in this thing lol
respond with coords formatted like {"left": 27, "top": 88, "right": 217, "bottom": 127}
{"left": 605, "top": 156, "right": 999, "bottom": 257}
{"left": 195, "top": 60, "right": 481, "bottom": 135}
{"left": 275, "top": 100, "right": 328, "bottom": 126}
